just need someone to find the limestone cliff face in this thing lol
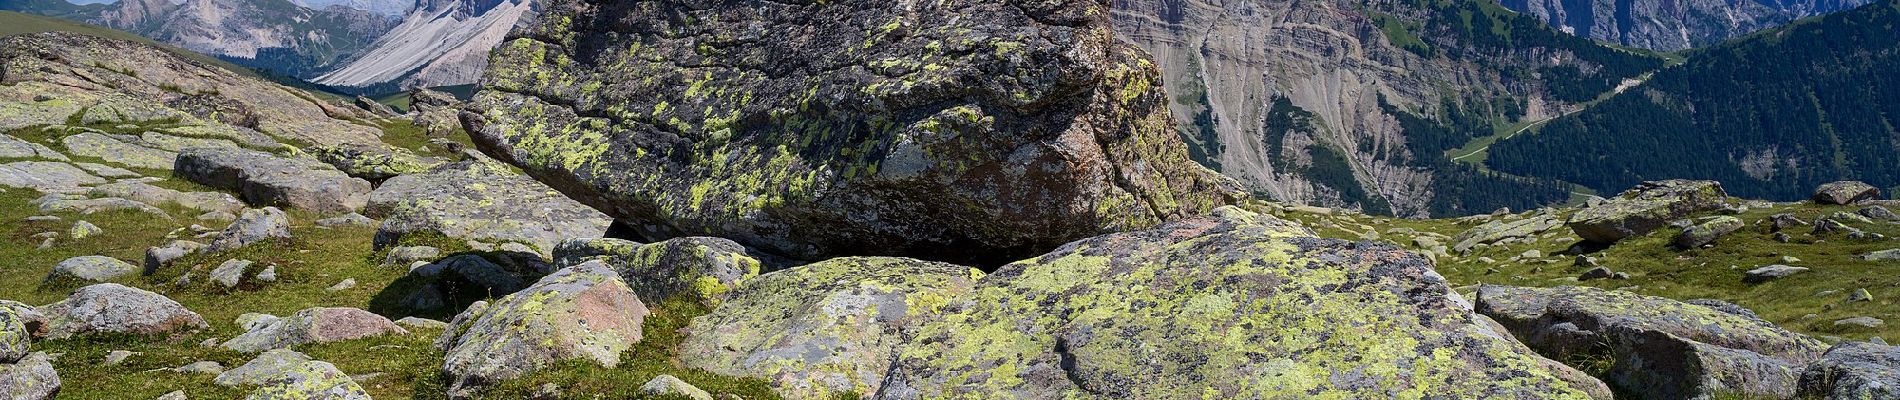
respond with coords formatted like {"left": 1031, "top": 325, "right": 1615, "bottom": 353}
{"left": 1113, "top": 0, "right": 1660, "bottom": 217}
{"left": 90, "top": 0, "right": 396, "bottom": 78}
{"left": 1499, "top": 0, "right": 1872, "bottom": 51}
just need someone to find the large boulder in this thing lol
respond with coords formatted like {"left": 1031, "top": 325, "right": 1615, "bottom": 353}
{"left": 1568, "top": 180, "right": 1728, "bottom": 243}
{"left": 437, "top": 261, "right": 647, "bottom": 397}
{"left": 1475, "top": 285, "right": 1828, "bottom": 399}
{"left": 1814, "top": 181, "right": 1881, "bottom": 205}
{"left": 217, "top": 349, "right": 371, "bottom": 399}
{"left": 0, "top": 352, "right": 59, "bottom": 400}
{"left": 878, "top": 207, "right": 1599, "bottom": 398}
{"left": 555, "top": 237, "right": 763, "bottom": 307}
{"left": 366, "top": 160, "right": 611, "bottom": 255}
{"left": 1673, "top": 216, "right": 1744, "bottom": 248}
{"left": 1798, "top": 341, "right": 1900, "bottom": 399}
{"left": 221, "top": 307, "right": 408, "bottom": 353}
{"left": 175, "top": 147, "right": 371, "bottom": 214}
{"left": 1450, "top": 213, "right": 1564, "bottom": 254}
{"left": 679, "top": 257, "right": 981, "bottom": 398}
{"left": 464, "top": 0, "right": 1238, "bottom": 266}
{"left": 32, "top": 283, "right": 207, "bottom": 339}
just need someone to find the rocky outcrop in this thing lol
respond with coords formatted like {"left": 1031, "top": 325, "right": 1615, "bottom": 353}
{"left": 1476, "top": 285, "right": 1829, "bottom": 399}
{"left": 32, "top": 283, "right": 207, "bottom": 339}
{"left": 1568, "top": 180, "right": 1728, "bottom": 243}
{"left": 1451, "top": 213, "right": 1565, "bottom": 254}
{"left": 679, "top": 257, "right": 981, "bottom": 398}
{"left": 879, "top": 207, "right": 1599, "bottom": 398}
{"left": 1798, "top": 341, "right": 1900, "bottom": 399}
{"left": 1815, "top": 181, "right": 1882, "bottom": 205}
{"left": 466, "top": 0, "right": 1237, "bottom": 265}
{"left": 221, "top": 307, "right": 408, "bottom": 353}
{"left": 437, "top": 261, "right": 646, "bottom": 397}
{"left": 555, "top": 237, "right": 762, "bottom": 307}
{"left": 308, "top": 143, "right": 438, "bottom": 181}
{"left": 1673, "top": 216, "right": 1744, "bottom": 248}
{"left": 367, "top": 160, "right": 610, "bottom": 255}
{"left": 175, "top": 148, "right": 371, "bottom": 214}
{"left": 1499, "top": 0, "right": 1873, "bottom": 51}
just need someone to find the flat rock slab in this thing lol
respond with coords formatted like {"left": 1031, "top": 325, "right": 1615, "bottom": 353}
{"left": 0, "top": 161, "right": 104, "bottom": 193}
{"left": 175, "top": 147, "right": 370, "bottom": 214}
{"left": 368, "top": 160, "right": 610, "bottom": 255}
{"left": 0, "top": 134, "right": 67, "bottom": 160}
{"left": 61, "top": 132, "right": 177, "bottom": 170}
{"left": 222, "top": 307, "right": 407, "bottom": 353}
{"left": 46, "top": 255, "right": 138, "bottom": 283}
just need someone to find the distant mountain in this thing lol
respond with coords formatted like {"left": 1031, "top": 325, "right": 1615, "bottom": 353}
{"left": 1487, "top": 0, "right": 1900, "bottom": 200}
{"left": 292, "top": 0, "right": 414, "bottom": 17}
{"left": 1499, "top": 0, "right": 1873, "bottom": 51}
{"left": 313, "top": 0, "right": 537, "bottom": 92}
{"left": 1, "top": 0, "right": 397, "bottom": 80}
{"left": 1114, "top": 0, "right": 1665, "bottom": 217}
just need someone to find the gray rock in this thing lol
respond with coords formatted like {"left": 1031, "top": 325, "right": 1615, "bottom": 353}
{"left": 221, "top": 308, "right": 407, "bottom": 353}
{"left": 197, "top": 211, "right": 237, "bottom": 221}
{"left": 314, "top": 213, "right": 374, "bottom": 227}
{"left": 67, "top": 220, "right": 100, "bottom": 239}
{"left": 207, "top": 208, "right": 291, "bottom": 253}
{"left": 36, "top": 196, "right": 168, "bottom": 217}
{"left": 381, "top": 246, "right": 440, "bottom": 267}
{"left": 74, "top": 162, "right": 138, "bottom": 178}
{"left": 0, "top": 161, "right": 105, "bottom": 192}
{"left": 1450, "top": 215, "right": 1565, "bottom": 254}
{"left": 325, "top": 279, "right": 357, "bottom": 292}
{"left": 102, "top": 350, "right": 134, "bottom": 366}
{"left": 438, "top": 261, "right": 646, "bottom": 396}
{"left": 174, "top": 147, "right": 370, "bottom": 213}
{"left": 61, "top": 132, "right": 176, "bottom": 170}
{"left": 1580, "top": 266, "right": 1616, "bottom": 281}
{"left": 174, "top": 361, "right": 224, "bottom": 375}
{"left": 1743, "top": 264, "right": 1809, "bottom": 283}
{"left": 1797, "top": 341, "right": 1900, "bottom": 399}
{"left": 1865, "top": 249, "right": 1900, "bottom": 261}
{"left": 1675, "top": 216, "right": 1744, "bottom": 248}
{"left": 1569, "top": 180, "right": 1728, "bottom": 243}
{"left": 367, "top": 161, "right": 610, "bottom": 256}
{"left": 1685, "top": 299, "right": 1760, "bottom": 319}
{"left": 33, "top": 283, "right": 207, "bottom": 339}
{"left": 240, "top": 359, "right": 369, "bottom": 400}
{"left": 1814, "top": 181, "right": 1882, "bottom": 205}
{"left": 0, "top": 134, "right": 66, "bottom": 160}
{"left": 89, "top": 181, "right": 242, "bottom": 214}
{"left": 1850, "top": 289, "right": 1875, "bottom": 302}
{"left": 308, "top": 142, "right": 437, "bottom": 181}
{"left": 156, "top": 390, "right": 184, "bottom": 400}
{"left": 0, "top": 306, "right": 27, "bottom": 363}
{"left": 1476, "top": 285, "right": 1828, "bottom": 399}
{"left": 1834, "top": 317, "right": 1884, "bottom": 329}
{"left": 639, "top": 375, "right": 711, "bottom": 400}
{"left": 143, "top": 240, "right": 206, "bottom": 275}
{"left": 395, "top": 255, "right": 538, "bottom": 316}
{"left": 554, "top": 237, "right": 762, "bottom": 307}
{"left": 1860, "top": 205, "right": 1899, "bottom": 221}
{"left": 394, "top": 317, "right": 448, "bottom": 330}
{"left": 46, "top": 255, "right": 137, "bottom": 283}
{"left": 0, "top": 352, "right": 60, "bottom": 399}
{"left": 210, "top": 259, "right": 255, "bottom": 288}
{"left": 214, "top": 349, "right": 314, "bottom": 386}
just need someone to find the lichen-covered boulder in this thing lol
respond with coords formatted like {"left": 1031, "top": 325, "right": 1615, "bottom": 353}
{"left": 465, "top": 0, "right": 1238, "bottom": 266}
{"left": 222, "top": 307, "right": 408, "bottom": 353}
{"left": 0, "top": 306, "right": 27, "bottom": 363}
{"left": 555, "top": 237, "right": 762, "bottom": 307}
{"left": 44, "top": 256, "right": 137, "bottom": 284}
{"left": 241, "top": 359, "right": 370, "bottom": 400}
{"left": 175, "top": 147, "right": 371, "bottom": 214}
{"left": 1798, "top": 341, "right": 1900, "bottom": 399}
{"left": 679, "top": 257, "right": 980, "bottom": 398}
{"left": 33, "top": 283, "right": 206, "bottom": 339}
{"left": 207, "top": 207, "right": 291, "bottom": 253}
{"left": 366, "top": 160, "right": 611, "bottom": 256}
{"left": 1568, "top": 180, "right": 1728, "bottom": 243}
{"left": 1674, "top": 215, "right": 1744, "bottom": 248}
{"left": 437, "top": 261, "right": 647, "bottom": 396}
{"left": 0, "top": 352, "right": 59, "bottom": 400}
{"left": 878, "top": 207, "right": 1598, "bottom": 398}
{"left": 1475, "top": 285, "right": 1828, "bottom": 399}
{"left": 1450, "top": 213, "right": 1563, "bottom": 254}
{"left": 308, "top": 142, "right": 437, "bottom": 181}
{"left": 1815, "top": 181, "right": 1881, "bottom": 205}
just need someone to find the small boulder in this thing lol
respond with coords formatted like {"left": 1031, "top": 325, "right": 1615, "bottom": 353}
{"left": 174, "top": 147, "right": 371, "bottom": 213}
{"left": 240, "top": 359, "right": 370, "bottom": 399}
{"left": 143, "top": 240, "right": 206, "bottom": 275}
{"left": 1814, "top": 181, "right": 1881, "bottom": 205}
{"left": 1743, "top": 265, "right": 1809, "bottom": 283}
{"left": 214, "top": 349, "right": 313, "bottom": 386}
{"left": 1834, "top": 317, "right": 1884, "bottom": 329}
{"left": 438, "top": 261, "right": 646, "bottom": 396}
{"left": 1450, "top": 215, "right": 1563, "bottom": 254}
{"left": 1865, "top": 249, "right": 1900, "bottom": 261}
{"left": 1860, "top": 205, "right": 1899, "bottom": 221}
{"left": 1850, "top": 289, "right": 1875, "bottom": 302}
{"left": 1797, "top": 341, "right": 1900, "bottom": 399}
{"left": 207, "top": 208, "right": 290, "bottom": 253}
{"left": 0, "top": 352, "right": 60, "bottom": 399}
{"left": 1674, "top": 216, "right": 1743, "bottom": 248}
{"left": 221, "top": 308, "right": 407, "bottom": 353}
{"left": 555, "top": 237, "right": 762, "bottom": 307}
{"left": 1765, "top": 213, "right": 1808, "bottom": 232}
{"left": 209, "top": 259, "right": 255, "bottom": 288}
{"left": 1579, "top": 266, "right": 1616, "bottom": 281}
{"left": 1569, "top": 180, "right": 1728, "bottom": 243}
{"left": 67, "top": 220, "right": 100, "bottom": 239}
{"left": 639, "top": 375, "right": 711, "bottom": 400}
{"left": 45, "top": 255, "right": 137, "bottom": 284}
{"left": 33, "top": 283, "right": 207, "bottom": 339}
{"left": 366, "top": 161, "right": 610, "bottom": 256}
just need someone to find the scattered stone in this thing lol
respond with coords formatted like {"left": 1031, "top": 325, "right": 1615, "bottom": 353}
{"left": 1476, "top": 285, "right": 1828, "bottom": 399}
{"left": 381, "top": 246, "right": 440, "bottom": 267}
{"left": 221, "top": 308, "right": 407, "bottom": 353}
{"left": 1814, "top": 181, "right": 1881, "bottom": 205}
{"left": 1569, "top": 180, "right": 1728, "bottom": 243}
{"left": 1743, "top": 265, "right": 1809, "bottom": 283}
{"left": 67, "top": 220, "right": 100, "bottom": 239}
{"left": 366, "top": 161, "right": 611, "bottom": 255}
{"left": 1674, "top": 216, "right": 1744, "bottom": 248}
{"left": 682, "top": 257, "right": 979, "bottom": 398}
{"left": 210, "top": 259, "right": 255, "bottom": 288}
{"left": 174, "top": 361, "right": 224, "bottom": 375}
{"left": 0, "top": 352, "right": 61, "bottom": 399}
{"left": 1850, "top": 289, "right": 1875, "bottom": 302}
{"left": 207, "top": 207, "right": 291, "bottom": 253}
{"left": 1521, "top": 249, "right": 1543, "bottom": 259}
{"left": 438, "top": 261, "right": 646, "bottom": 396}
{"left": 1797, "top": 341, "right": 1900, "bottom": 399}
{"left": 33, "top": 283, "right": 207, "bottom": 339}
{"left": 45, "top": 255, "right": 137, "bottom": 284}
{"left": 1861, "top": 205, "right": 1899, "bottom": 221}
{"left": 314, "top": 213, "right": 374, "bottom": 227}
{"left": 394, "top": 317, "right": 447, "bottom": 330}
{"left": 1575, "top": 255, "right": 1601, "bottom": 269}
{"left": 639, "top": 375, "right": 712, "bottom": 400}
{"left": 254, "top": 265, "right": 276, "bottom": 283}
{"left": 1834, "top": 317, "right": 1884, "bottom": 329}
{"left": 1579, "top": 266, "right": 1616, "bottom": 281}
{"left": 1774, "top": 232, "right": 1793, "bottom": 243}
{"left": 102, "top": 350, "right": 135, "bottom": 366}
{"left": 174, "top": 147, "right": 371, "bottom": 213}
{"left": 325, "top": 279, "right": 356, "bottom": 292}
{"left": 1864, "top": 249, "right": 1900, "bottom": 261}
{"left": 143, "top": 240, "right": 206, "bottom": 275}
{"left": 882, "top": 207, "right": 1596, "bottom": 398}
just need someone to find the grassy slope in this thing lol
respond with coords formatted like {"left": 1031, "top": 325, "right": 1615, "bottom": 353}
{"left": 0, "top": 11, "right": 262, "bottom": 79}
{"left": 1271, "top": 201, "right": 1900, "bottom": 341}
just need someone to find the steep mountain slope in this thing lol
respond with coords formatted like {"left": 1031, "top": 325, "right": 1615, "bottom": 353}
{"left": 1114, "top": 0, "right": 1664, "bottom": 217}
{"left": 312, "top": 0, "right": 537, "bottom": 92}
{"left": 2, "top": 0, "right": 397, "bottom": 80}
{"left": 1488, "top": 0, "right": 1900, "bottom": 201}
{"left": 1499, "top": 0, "right": 1872, "bottom": 51}
{"left": 293, "top": 0, "right": 414, "bottom": 17}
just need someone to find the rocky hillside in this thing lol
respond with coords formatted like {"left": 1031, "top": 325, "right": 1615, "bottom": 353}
{"left": 1488, "top": 0, "right": 1900, "bottom": 203}
{"left": 1499, "top": 0, "right": 1873, "bottom": 51}
{"left": 312, "top": 0, "right": 538, "bottom": 92}
{"left": 1113, "top": 0, "right": 1664, "bottom": 217}
{"left": 89, "top": 0, "right": 397, "bottom": 79}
